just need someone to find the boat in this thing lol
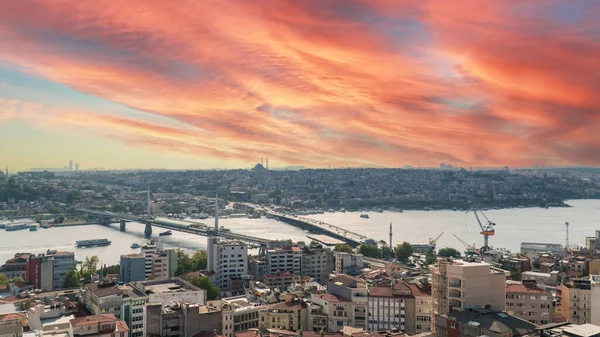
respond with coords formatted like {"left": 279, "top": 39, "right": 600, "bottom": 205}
{"left": 40, "top": 222, "right": 52, "bottom": 229}
{"left": 159, "top": 230, "right": 172, "bottom": 236}
{"left": 130, "top": 243, "right": 140, "bottom": 249}
{"left": 76, "top": 239, "right": 112, "bottom": 247}
{"left": 360, "top": 214, "right": 369, "bottom": 219}
{"left": 6, "top": 223, "right": 29, "bottom": 231}
{"left": 29, "top": 224, "right": 39, "bottom": 231}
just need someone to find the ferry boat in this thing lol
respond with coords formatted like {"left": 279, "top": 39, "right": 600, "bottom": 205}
{"left": 159, "top": 230, "right": 172, "bottom": 236}
{"left": 29, "top": 224, "right": 39, "bottom": 231}
{"left": 76, "top": 239, "right": 111, "bottom": 247}
{"left": 360, "top": 214, "right": 369, "bottom": 219}
{"left": 130, "top": 243, "right": 140, "bottom": 249}
{"left": 6, "top": 223, "right": 29, "bottom": 231}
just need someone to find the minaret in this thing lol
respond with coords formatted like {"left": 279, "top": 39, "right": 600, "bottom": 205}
{"left": 565, "top": 222, "right": 570, "bottom": 253}
{"left": 266, "top": 158, "right": 269, "bottom": 170}
{"left": 214, "top": 193, "right": 219, "bottom": 233}
{"left": 146, "top": 187, "right": 151, "bottom": 217}
{"left": 389, "top": 221, "right": 393, "bottom": 248}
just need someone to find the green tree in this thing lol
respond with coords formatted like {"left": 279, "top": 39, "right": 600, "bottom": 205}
{"left": 82, "top": 256, "right": 99, "bottom": 275}
{"left": 438, "top": 248, "right": 462, "bottom": 258}
{"left": 175, "top": 249, "right": 192, "bottom": 276}
{"left": 66, "top": 190, "right": 81, "bottom": 204}
{"left": 425, "top": 249, "right": 437, "bottom": 265}
{"left": 510, "top": 269, "right": 522, "bottom": 281}
{"left": 190, "top": 251, "right": 208, "bottom": 271}
{"left": 358, "top": 244, "right": 381, "bottom": 258}
{"left": 0, "top": 274, "right": 7, "bottom": 286}
{"left": 333, "top": 243, "right": 354, "bottom": 253}
{"left": 381, "top": 246, "right": 394, "bottom": 258}
{"left": 49, "top": 207, "right": 62, "bottom": 215}
{"left": 191, "top": 276, "right": 221, "bottom": 300}
{"left": 104, "top": 264, "right": 120, "bottom": 275}
{"left": 395, "top": 242, "right": 413, "bottom": 263}
{"left": 63, "top": 269, "right": 81, "bottom": 288}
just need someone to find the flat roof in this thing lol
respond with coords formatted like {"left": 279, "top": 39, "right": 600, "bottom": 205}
{"left": 145, "top": 282, "right": 197, "bottom": 294}
{"left": 561, "top": 323, "right": 600, "bottom": 337}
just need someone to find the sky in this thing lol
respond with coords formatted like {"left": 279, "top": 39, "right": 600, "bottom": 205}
{"left": 1, "top": 0, "right": 599, "bottom": 171}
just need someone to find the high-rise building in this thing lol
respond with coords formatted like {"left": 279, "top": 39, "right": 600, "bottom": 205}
{"left": 207, "top": 237, "right": 248, "bottom": 292}
{"left": 120, "top": 254, "right": 146, "bottom": 283}
{"left": 406, "top": 279, "right": 433, "bottom": 334}
{"left": 26, "top": 250, "right": 75, "bottom": 290}
{"left": 141, "top": 241, "right": 158, "bottom": 279}
{"left": 430, "top": 260, "right": 506, "bottom": 330}
{"left": 75, "top": 163, "right": 79, "bottom": 171}
{"left": 300, "top": 245, "right": 334, "bottom": 285}
{"left": 69, "top": 160, "right": 73, "bottom": 172}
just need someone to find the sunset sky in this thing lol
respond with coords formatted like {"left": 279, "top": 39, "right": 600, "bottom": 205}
{"left": 1, "top": 1, "right": 599, "bottom": 171}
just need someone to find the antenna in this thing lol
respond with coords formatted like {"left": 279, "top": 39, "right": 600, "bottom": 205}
{"left": 565, "top": 222, "right": 569, "bottom": 253}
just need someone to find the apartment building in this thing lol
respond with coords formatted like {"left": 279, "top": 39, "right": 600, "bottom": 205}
{"left": 141, "top": 241, "right": 159, "bottom": 280}
{"left": 327, "top": 274, "right": 368, "bottom": 329}
{"left": 334, "top": 252, "right": 364, "bottom": 275}
{"left": 208, "top": 237, "right": 248, "bottom": 292}
{"left": 0, "top": 253, "right": 29, "bottom": 279}
{"left": 263, "top": 271, "right": 308, "bottom": 291}
{"left": 562, "top": 279, "right": 592, "bottom": 324}
{"left": 301, "top": 246, "right": 334, "bottom": 285}
{"left": 84, "top": 282, "right": 124, "bottom": 320}
{"left": 430, "top": 259, "right": 506, "bottom": 328}
{"left": 258, "top": 299, "right": 309, "bottom": 331}
{"left": 367, "top": 281, "right": 416, "bottom": 334}
{"left": 406, "top": 279, "right": 433, "bottom": 334}
{"left": 266, "top": 246, "right": 302, "bottom": 275}
{"left": 70, "top": 314, "right": 129, "bottom": 337}
{"left": 435, "top": 307, "right": 537, "bottom": 337}
{"left": 26, "top": 250, "right": 75, "bottom": 290}
{"left": 310, "top": 293, "right": 353, "bottom": 332}
{"left": 146, "top": 302, "right": 222, "bottom": 337}
{"left": 506, "top": 280, "right": 553, "bottom": 325}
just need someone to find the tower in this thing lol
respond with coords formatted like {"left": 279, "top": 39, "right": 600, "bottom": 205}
{"left": 69, "top": 160, "right": 73, "bottom": 172}
{"left": 565, "top": 222, "right": 570, "bottom": 253}
{"left": 266, "top": 157, "right": 269, "bottom": 170}
{"left": 146, "top": 187, "right": 151, "bottom": 217}
{"left": 75, "top": 163, "right": 79, "bottom": 171}
{"left": 214, "top": 193, "right": 219, "bottom": 233}
{"left": 389, "top": 221, "right": 393, "bottom": 249}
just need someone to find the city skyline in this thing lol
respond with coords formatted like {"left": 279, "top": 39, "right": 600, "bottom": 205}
{"left": 1, "top": 1, "right": 599, "bottom": 171}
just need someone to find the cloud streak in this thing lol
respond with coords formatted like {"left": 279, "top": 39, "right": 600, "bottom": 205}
{"left": 0, "top": 0, "right": 599, "bottom": 167}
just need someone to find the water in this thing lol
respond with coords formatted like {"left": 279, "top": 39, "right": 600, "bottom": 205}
{"left": 0, "top": 200, "right": 598, "bottom": 265}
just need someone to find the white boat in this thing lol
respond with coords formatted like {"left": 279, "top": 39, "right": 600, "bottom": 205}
{"left": 360, "top": 214, "right": 369, "bottom": 219}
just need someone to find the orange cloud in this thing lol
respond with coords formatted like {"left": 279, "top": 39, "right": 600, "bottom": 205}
{"left": 0, "top": 0, "right": 599, "bottom": 167}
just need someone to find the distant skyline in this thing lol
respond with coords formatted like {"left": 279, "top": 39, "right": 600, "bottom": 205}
{"left": 1, "top": 1, "right": 599, "bottom": 171}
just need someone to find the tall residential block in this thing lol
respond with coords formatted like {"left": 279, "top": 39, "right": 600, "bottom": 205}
{"left": 506, "top": 280, "right": 553, "bottom": 325}
{"left": 120, "top": 254, "right": 146, "bottom": 283}
{"left": 208, "top": 236, "right": 248, "bottom": 292}
{"left": 430, "top": 260, "right": 507, "bottom": 330}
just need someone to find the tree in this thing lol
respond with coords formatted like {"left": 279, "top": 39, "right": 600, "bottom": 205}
{"left": 333, "top": 243, "right": 354, "bottom": 254}
{"left": 191, "top": 276, "right": 220, "bottom": 300}
{"left": 358, "top": 244, "right": 381, "bottom": 258}
{"left": 82, "top": 256, "right": 99, "bottom": 275}
{"left": 438, "top": 248, "right": 462, "bottom": 258}
{"left": 425, "top": 249, "right": 437, "bottom": 265}
{"left": 395, "top": 242, "right": 413, "bottom": 263}
{"left": 104, "top": 264, "right": 120, "bottom": 275}
{"left": 9, "top": 276, "right": 24, "bottom": 283}
{"left": 175, "top": 249, "right": 192, "bottom": 276}
{"left": 190, "top": 251, "right": 208, "bottom": 271}
{"left": 510, "top": 269, "right": 522, "bottom": 281}
{"left": 0, "top": 274, "right": 7, "bottom": 286}
{"left": 63, "top": 269, "right": 81, "bottom": 288}
{"left": 381, "top": 246, "right": 394, "bottom": 259}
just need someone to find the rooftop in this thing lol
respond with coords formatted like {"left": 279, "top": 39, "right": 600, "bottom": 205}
{"left": 330, "top": 274, "right": 367, "bottom": 289}
{"left": 313, "top": 293, "right": 352, "bottom": 303}
{"left": 85, "top": 282, "right": 121, "bottom": 298}
{"left": 70, "top": 314, "right": 117, "bottom": 327}
{"left": 506, "top": 282, "right": 550, "bottom": 294}
{"left": 443, "top": 307, "right": 537, "bottom": 336}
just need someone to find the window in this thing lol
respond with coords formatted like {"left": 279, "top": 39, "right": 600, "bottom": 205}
{"left": 450, "top": 322, "right": 456, "bottom": 329}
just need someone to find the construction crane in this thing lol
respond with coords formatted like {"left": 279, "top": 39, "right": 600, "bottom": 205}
{"left": 452, "top": 234, "right": 478, "bottom": 256}
{"left": 467, "top": 206, "right": 496, "bottom": 251}
{"left": 428, "top": 232, "right": 444, "bottom": 247}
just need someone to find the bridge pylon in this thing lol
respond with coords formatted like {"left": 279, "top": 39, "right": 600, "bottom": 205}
{"left": 120, "top": 219, "right": 127, "bottom": 231}
{"left": 144, "top": 223, "right": 152, "bottom": 237}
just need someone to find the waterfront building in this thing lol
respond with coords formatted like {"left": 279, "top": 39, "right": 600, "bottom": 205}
{"left": 520, "top": 242, "right": 565, "bottom": 258}
{"left": 120, "top": 254, "right": 146, "bottom": 283}
{"left": 71, "top": 314, "right": 129, "bottom": 337}
{"left": 0, "top": 253, "right": 29, "bottom": 280}
{"left": 334, "top": 252, "right": 364, "bottom": 276}
{"left": 207, "top": 237, "right": 248, "bottom": 292}
{"left": 430, "top": 260, "right": 506, "bottom": 331}
{"left": 300, "top": 245, "right": 334, "bottom": 285}
{"left": 26, "top": 250, "right": 75, "bottom": 290}
{"left": 367, "top": 281, "right": 416, "bottom": 334}
{"left": 506, "top": 280, "right": 554, "bottom": 325}
{"left": 141, "top": 241, "right": 159, "bottom": 280}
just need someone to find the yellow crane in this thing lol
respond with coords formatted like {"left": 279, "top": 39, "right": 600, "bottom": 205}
{"left": 467, "top": 205, "right": 496, "bottom": 251}
{"left": 452, "top": 233, "right": 478, "bottom": 255}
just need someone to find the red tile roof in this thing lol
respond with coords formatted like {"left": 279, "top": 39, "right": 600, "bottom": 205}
{"left": 85, "top": 282, "right": 121, "bottom": 298}
{"left": 506, "top": 284, "right": 550, "bottom": 294}
{"left": 314, "top": 293, "right": 352, "bottom": 303}
{"left": 0, "top": 312, "right": 26, "bottom": 322}
{"left": 70, "top": 314, "right": 117, "bottom": 327}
